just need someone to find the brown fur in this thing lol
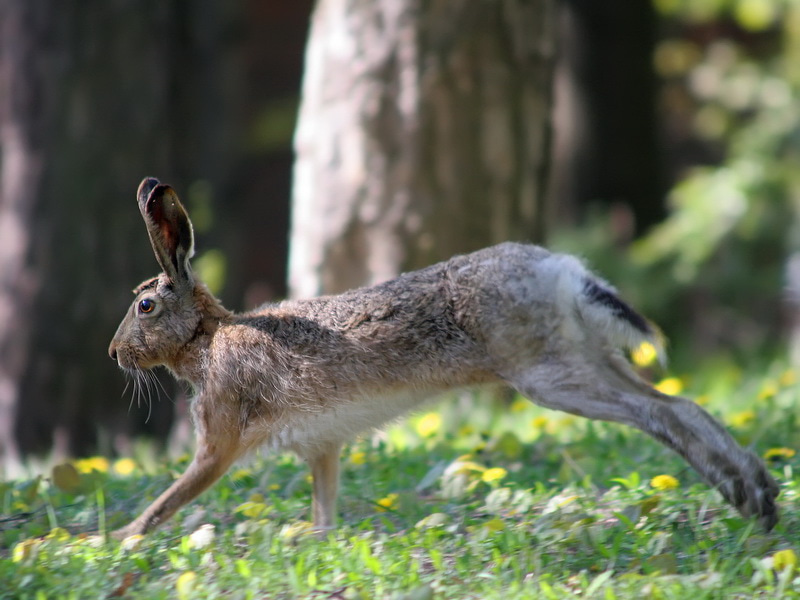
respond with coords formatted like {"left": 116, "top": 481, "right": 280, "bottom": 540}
{"left": 108, "top": 178, "right": 779, "bottom": 539}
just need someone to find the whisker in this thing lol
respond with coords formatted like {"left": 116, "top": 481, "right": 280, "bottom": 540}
{"left": 144, "top": 370, "right": 156, "bottom": 423}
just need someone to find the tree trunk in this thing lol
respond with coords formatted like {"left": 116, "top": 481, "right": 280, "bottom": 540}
{"left": 548, "top": 0, "right": 664, "bottom": 236}
{"left": 0, "top": 2, "right": 51, "bottom": 473}
{"left": 289, "top": 0, "right": 556, "bottom": 299}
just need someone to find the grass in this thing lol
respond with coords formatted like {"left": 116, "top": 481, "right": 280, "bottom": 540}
{"left": 2, "top": 356, "right": 800, "bottom": 599}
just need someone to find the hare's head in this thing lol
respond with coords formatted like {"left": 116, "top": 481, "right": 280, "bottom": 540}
{"left": 109, "top": 178, "right": 224, "bottom": 378}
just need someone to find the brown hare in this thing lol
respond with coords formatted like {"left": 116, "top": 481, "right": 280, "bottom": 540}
{"left": 108, "top": 177, "right": 779, "bottom": 539}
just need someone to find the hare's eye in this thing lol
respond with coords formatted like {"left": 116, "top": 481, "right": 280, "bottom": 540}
{"left": 138, "top": 298, "right": 157, "bottom": 314}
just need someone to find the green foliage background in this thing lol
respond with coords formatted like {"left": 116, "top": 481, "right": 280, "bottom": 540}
{"left": 553, "top": 0, "right": 800, "bottom": 371}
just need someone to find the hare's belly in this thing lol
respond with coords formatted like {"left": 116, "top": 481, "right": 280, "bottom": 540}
{"left": 267, "top": 388, "right": 443, "bottom": 452}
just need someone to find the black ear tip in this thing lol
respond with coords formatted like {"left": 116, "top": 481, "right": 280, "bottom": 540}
{"left": 147, "top": 183, "right": 177, "bottom": 206}
{"left": 137, "top": 177, "right": 161, "bottom": 205}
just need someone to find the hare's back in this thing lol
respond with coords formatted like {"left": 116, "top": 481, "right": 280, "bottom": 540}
{"left": 235, "top": 243, "right": 562, "bottom": 390}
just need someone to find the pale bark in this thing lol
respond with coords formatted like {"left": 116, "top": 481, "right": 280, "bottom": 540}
{"left": 0, "top": 1, "right": 53, "bottom": 474}
{"left": 289, "top": 0, "right": 555, "bottom": 299}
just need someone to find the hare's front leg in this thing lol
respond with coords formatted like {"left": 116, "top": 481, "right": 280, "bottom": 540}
{"left": 507, "top": 361, "right": 779, "bottom": 530}
{"left": 305, "top": 443, "right": 343, "bottom": 531}
{"left": 112, "top": 404, "right": 242, "bottom": 539}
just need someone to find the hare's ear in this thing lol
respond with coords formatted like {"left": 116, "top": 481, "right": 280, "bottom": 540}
{"left": 136, "top": 178, "right": 195, "bottom": 285}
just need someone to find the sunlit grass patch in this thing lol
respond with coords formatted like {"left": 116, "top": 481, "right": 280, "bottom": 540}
{"left": 1, "top": 358, "right": 799, "bottom": 598}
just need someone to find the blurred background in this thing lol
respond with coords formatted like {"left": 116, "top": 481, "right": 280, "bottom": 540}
{"left": 0, "top": 0, "right": 796, "bottom": 472}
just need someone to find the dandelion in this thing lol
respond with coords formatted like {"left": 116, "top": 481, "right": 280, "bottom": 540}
{"left": 763, "top": 447, "right": 795, "bottom": 460}
{"left": 176, "top": 571, "right": 197, "bottom": 600}
{"left": 235, "top": 493, "right": 269, "bottom": 518}
{"left": 481, "top": 467, "right": 508, "bottom": 483}
{"left": 531, "top": 416, "right": 549, "bottom": 430}
{"left": 510, "top": 398, "right": 529, "bottom": 412}
{"left": 729, "top": 409, "right": 756, "bottom": 428}
{"left": 45, "top": 528, "right": 70, "bottom": 542}
{"left": 780, "top": 369, "right": 797, "bottom": 387}
{"left": 12, "top": 539, "right": 41, "bottom": 563}
{"left": 773, "top": 549, "right": 798, "bottom": 572}
{"left": 650, "top": 474, "right": 680, "bottom": 490}
{"left": 350, "top": 451, "right": 367, "bottom": 465}
{"left": 416, "top": 412, "right": 442, "bottom": 438}
{"left": 654, "top": 377, "right": 683, "bottom": 396}
{"left": 376, "top": 493, "right": 399, "bottom": 512}
{"left": 458, "top": 424, "right": 476, "bottom": 436}
{"left": 75, "top": 456, "right": 109, "bottom": 474}
{"left": 757, "top": 382, "right": 778, "bottom": 401}
{"left": 113, "top": 458, "right": 137, "bottom": 476}
{"left": 229, "top": 468, "right": 252, "bottom": 482}
{"left": 632, "top": 341, "right": 659, "bottom": 367}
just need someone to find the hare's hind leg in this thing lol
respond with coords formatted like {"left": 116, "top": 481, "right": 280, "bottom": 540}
{"left": 304, "top": 442, "right": 342, "bottom": 532}
{"left": 505, "top": 359, "right": 779, "bottom": 530}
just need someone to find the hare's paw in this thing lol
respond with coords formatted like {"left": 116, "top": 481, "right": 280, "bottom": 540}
{"left": 717, "top": 453, "right": 779, "bottom": 532}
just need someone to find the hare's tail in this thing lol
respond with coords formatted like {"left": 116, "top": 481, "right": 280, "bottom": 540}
{"left": 578, "top": 275, "right": 665, "bottom": 366}
{"left": 550, "top": 254, "right": 665, "bottom": 366}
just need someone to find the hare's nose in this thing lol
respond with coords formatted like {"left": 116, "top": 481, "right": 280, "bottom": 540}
{"left": 109, "top": 345, "right": 118, "bottom": 362}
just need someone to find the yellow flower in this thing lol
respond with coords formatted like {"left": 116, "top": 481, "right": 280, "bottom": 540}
{"left": 75, "top": 456, "right": 109, "bottom": 474}
{"left": 481, "top": 467, "right": 508, "bottom": 483}
{"left": 350, "top": 451, "right": 367, "bottom": 465}
{"left": 510, "top": 398, "right": 529, "bottom": 412}
{"left": 650, "top": 474, "right": 680, "bottom": 490}
{"left": 654, "top": 377, "right": 683, "bottom": 396}
{"left": 45, "top": 528, "right": 71, "bottom": 542}
{"left": 416, "top": 412, "right": 442, "bottom": 438}
{"left": 458, "top": 424, "right": 476, "bottom": 436}
{"left": 729, "top": 409, "right": 756, "bottom": 428}
{"left": 757, "top": 382, "right": 778, "bottom": 401}
{"left": 229, "top": 468, "right": 252, "bottom": 482}
{"left": 531, "top": 416, "right": 549, "bottom": 430}
{"left": 773, "top": 549, "right": 798, "bottom": 572}
{"left": 780, "top": 369, "right": 797, "bottom": 387}
{"left": 176, "top": 571, "right": 197, "bottom": 600}
{"left": 632, "top": 341, "right": 659, "bottom": 367}
{"left": 12, "top": 539, "right": 41, "bottom": 563}
{"left": 694, "top": 394, "right": 710, "bottom": 406}
{"left": 764, "top": 447, "right": 796, "bottom": 460}
{"left": 113, "top": 458, "right": 137, "bottom": 476}
{"left": 376, "top": 493, "right": 399, "bottom": 512}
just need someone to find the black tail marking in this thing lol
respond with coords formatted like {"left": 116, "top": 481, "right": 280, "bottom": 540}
{"left": 582, "top": 278, "right": 651, "bottom": 335}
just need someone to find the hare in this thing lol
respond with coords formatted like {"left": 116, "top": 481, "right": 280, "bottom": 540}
{"left": 108, "top": 177, "right": 779, "bottom": 539}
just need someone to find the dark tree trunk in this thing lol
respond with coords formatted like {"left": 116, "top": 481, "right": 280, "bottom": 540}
{"left": 289, "top": 0, "right": 556, "bottom": 298}
{"left": 549, "top": 0, "right": 664, "bottom": 236}
{"left": 0, "top": 1, "right": 310, "bottom": 469}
